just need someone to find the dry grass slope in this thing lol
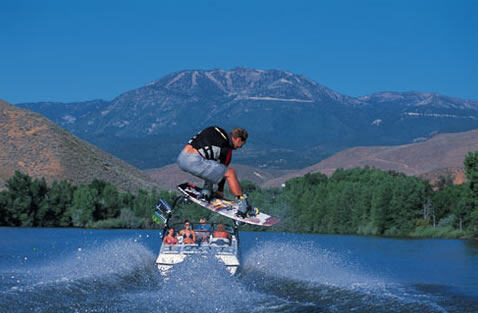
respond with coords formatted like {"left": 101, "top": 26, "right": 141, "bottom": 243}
{"left": 263, "top": 129, "right": 478, "bottom": 187}
{"left": 145, "top": 163, "right": 294, "bottom": 190}
{"left": 0, "top": 99, "right": 160, "bottom": 192}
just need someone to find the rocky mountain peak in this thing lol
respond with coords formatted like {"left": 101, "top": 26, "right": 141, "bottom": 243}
{"left": 360, "top": 91, "right": 478, "bottom": 110}
{"left": 142, "top": 68, "right": 349, "bottom": 103}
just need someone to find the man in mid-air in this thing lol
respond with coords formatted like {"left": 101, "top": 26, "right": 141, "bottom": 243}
{"left": 177, "top": 126, "right": 254, "bottom": 217}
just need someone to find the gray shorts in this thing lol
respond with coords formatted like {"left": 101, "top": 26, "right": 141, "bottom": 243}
{"left": 177, "top": 151, "right": 227, "bottom": 184}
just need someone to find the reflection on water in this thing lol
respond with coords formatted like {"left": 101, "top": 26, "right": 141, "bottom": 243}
{"left": 463, "top": 238, "right": 478, "bottom": 256}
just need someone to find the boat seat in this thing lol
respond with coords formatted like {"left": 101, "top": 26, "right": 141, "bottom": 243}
{"left": 210, "top": 237, "right": 230, "bottom": 246}
{"left": 195, "top": 231, "right": 209, "bottom": 243}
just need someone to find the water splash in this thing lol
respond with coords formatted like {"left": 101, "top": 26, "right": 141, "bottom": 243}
{"left": 240, "top": 239, "right": 452, "bottom": 313}
{"left": 1, "top": 231, "right": 472, "bottom": 313}
{"left": 152, "top": 254, "right": 263, "bottom": 313}
{"left": 19, "top": 239, "right": 156, "bottom": 287}
{"left": 1, "top": 239, "right": 158, "bottom": 312}
{"left": 243, "top": 240, "right": 384, "bottom": 289}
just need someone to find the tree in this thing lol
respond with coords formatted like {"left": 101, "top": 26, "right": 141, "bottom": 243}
{"left": 5, "top": 171, "right": 36, "bottom": 226}
{"left": 241, "top": 180, "right": 260, "bottom": 194}
{"left": 41, "top": 180, "right": 75, "bottom": 227}
{"left": 133, "top": 189, "right": 151, "bottom": 217}
{"left": 432, "top": 184, "right": 465, "bottom": 228}
{"left": 464, "top": 150, "right": 478, "bottom": 234}
{"left": 100, "top": 183, "right": 121, "bottom": 220}
{"left": 30, "top": 177, "right": 49, "bottom": 226}
{"left": 465, "top": 151, "right": 478, "bottom": 193}
{"left": 370, "top": 181, "right": 393, "bottom": 235}
{"left": 435, "top": 174, "right": 454, "bottom": 191}
{"left": 0, "top": 191, "right": 9, "bottom": 226}
{"left": 69, "top": 186, "right": 98, "bottom": 227}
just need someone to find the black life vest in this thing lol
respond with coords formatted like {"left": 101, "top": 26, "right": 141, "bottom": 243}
{"left": 188, "top": 126, "right": 233, "bottom": 165}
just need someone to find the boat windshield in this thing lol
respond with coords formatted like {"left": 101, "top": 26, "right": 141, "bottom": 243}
{"left": 168, "top": 222, "right": 235, "bottom": 236}
{"left": 162, "top": 221, "right": 236, "bottom": 252}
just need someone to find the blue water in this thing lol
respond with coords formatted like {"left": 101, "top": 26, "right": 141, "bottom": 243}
{"left": 1, "top": 228, "right": 477, "bottom": 313}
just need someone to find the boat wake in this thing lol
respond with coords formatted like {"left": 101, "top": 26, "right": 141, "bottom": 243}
{"left": 0, "top": 239, "right": 158, "bottom": 312}
{"left": 243, "top": 239, "right": 383, "bottom": 288}
{"left": 240, "top": 240, "right": 454, "bottom": 313}
{"left": 1, "top": 239, "right": 263, "bottom": 313}
{"left": 136, "top": 256, "right": 263, "bottom": 313}
{"left": 1, "top": 236, "right": 475, "bottom": 313}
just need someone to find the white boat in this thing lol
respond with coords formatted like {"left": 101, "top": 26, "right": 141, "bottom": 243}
{"left": 155, "top": 221, "right": 241, "bottom": 275}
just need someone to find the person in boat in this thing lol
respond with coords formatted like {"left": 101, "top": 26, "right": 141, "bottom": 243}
{"left": 195, "top": 218, "right": 212, "bottom": 243}
{"left": 213, "top": 224, "right": 231, "bottom": 241}
{"left": 163, "top": 228, "right": 178, "bottom": 245}
{"left": 177, "top": 126, "right": 254, "bottom": 218}
{"left": 179, "top": 220, "right": 196, "bottom": 244}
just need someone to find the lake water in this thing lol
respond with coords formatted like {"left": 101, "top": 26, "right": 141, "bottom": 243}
{"left": 1, "top": 227, "right": 477, "bottom": 313}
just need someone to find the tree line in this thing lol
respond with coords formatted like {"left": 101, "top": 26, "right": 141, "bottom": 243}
{"left": 0, "top": 173, "right": 175, "bottom": 229}
{"left": 243, "top": 150, "right": 478, "bottom": 238}
{"left": 1, "top": 150, "right": 477, "bottom": 238}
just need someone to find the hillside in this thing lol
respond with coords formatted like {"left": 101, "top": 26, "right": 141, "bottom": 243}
{"left": 262, "top": 129, "right": 478, "bottom": 187}
{"left": 0, "top": 99, "right": 160, "bottom": 192}
{"left": 419, "top": 167, "right": 466, "bottom": 185}
{"left": 145, "top": 163, "right": 294, "bottom": 191}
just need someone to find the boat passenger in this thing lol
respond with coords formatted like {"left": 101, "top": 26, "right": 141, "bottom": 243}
{"left": 213, "top": 224, "right": 231, "bottom": 240}
{"left": 179, "top": 220, "right": 196, "bottom": 244}
{"left": 195, "top": 218, "right": 212, "bottom": 243}
{"left": 163, "top": 228, "right": 178, "bottom": 245}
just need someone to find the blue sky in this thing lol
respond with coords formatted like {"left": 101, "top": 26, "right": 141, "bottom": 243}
{"left": 1, "top": 0, "right": 477, "bottom": 103}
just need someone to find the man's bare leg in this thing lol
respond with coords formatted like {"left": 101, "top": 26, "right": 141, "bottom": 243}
{"left": 224, "top": 167, "right": 254, "bottom": 217}
{"left": 224, "top": 168, "right": 242, "bottom": 197}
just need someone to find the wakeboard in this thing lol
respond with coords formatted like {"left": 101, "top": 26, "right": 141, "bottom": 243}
{"left": 177, "top": 182, "right": 280, "bottom": 227}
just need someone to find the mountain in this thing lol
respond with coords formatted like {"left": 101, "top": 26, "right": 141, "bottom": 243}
{"left": 17, "top": 68, "right": 478, "bottom": 170}
{"left": 262, "top": 128, "right": 478, "bottom": 187}
{"left": 0, "top": 99, "right": 160, "bottom": 192}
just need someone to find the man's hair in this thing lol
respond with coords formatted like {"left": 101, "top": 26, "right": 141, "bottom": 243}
{"left": 231, "top": 128, "right": 248, "bottom": 142}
